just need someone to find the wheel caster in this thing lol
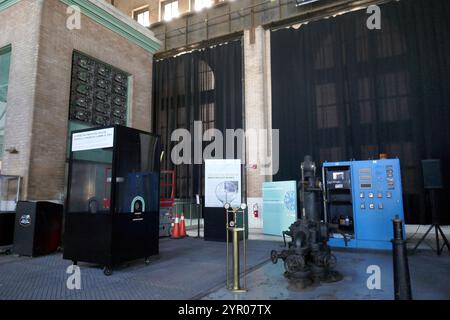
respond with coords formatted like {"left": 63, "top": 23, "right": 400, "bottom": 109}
{"left": 103, "top": 266, "right": 113, "bottom": 276}
{"left": 270, "top": 250, "right": 279, "bottom": 264}
{"left": 145, "top": 258, "right": 151, "bottom": 265}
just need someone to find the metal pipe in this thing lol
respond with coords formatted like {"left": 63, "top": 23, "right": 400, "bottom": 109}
{"left": 226, "top": 208, "right": 229, "bottom": 289}
{"left": 233, "top": 228, "right": 240, "bottom": 291}
{"left": 225, "top": 205, "right": 247, "bottom": 292}
{"left": 322, "top": 166, "right": 328, "bottom": 223}
{"left": 16, "top": 176, "right": 21, "bottom": 202}
{"left": 197, "top": 201, "right": 201, "bottom": 238}
{"left": 189, "top": 203, "right": 192, "bottom": 227}
{"left": 243, "top": 207, "right": 247, "bottom": 289}
{"left": 392, "top": 217, "right": 412, "bottom": 300}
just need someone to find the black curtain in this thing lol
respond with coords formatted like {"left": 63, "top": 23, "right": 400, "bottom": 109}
{"left": 153, "top": 39, "right": 243, "bottom": 199}
{"left": 271, "top": 0, "right": 450, "bottom": 224}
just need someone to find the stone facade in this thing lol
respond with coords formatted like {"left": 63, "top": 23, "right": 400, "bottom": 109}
{"left": 0, "top": 0, "right": 159, "bottom": 201}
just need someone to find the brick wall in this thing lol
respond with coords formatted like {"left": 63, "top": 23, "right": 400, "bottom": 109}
{"left": 0, "top": 0, "right": 155, "bottom": 201}
{"left": 0, "top": 0, "right": 44, "bottom": 200}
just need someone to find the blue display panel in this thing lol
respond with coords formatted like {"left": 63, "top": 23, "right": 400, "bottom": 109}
{"left": 262, "top": 181, "right": 298, "bottom": 236}
{"left": 324, "top": 159, "right": 405, "bottom": 250}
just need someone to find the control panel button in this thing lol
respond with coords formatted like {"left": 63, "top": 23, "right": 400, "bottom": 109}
{"left": 369, "top": 193, "right": 374, "bottom": 198}
{"left": 360, "top": 192, "right": 365, "bottom": 199}
{"left": 378, "top": 192, "right": 383, "bottom": 198}
{"left": 360, "top": 203, "right": 366, "bottom": 210}
{"left": 386, "top": 192, "right": 392, "bottom": 198}
{"left": 386, "top": 165, "right": 394, "bottom": 178}
{"left": 378, "top": 203, "right": 384, "bottom": 210}
{"left": 369, "top": 203, "right": 375, "bottom": 210}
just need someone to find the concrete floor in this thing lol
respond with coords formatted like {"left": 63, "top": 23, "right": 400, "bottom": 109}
{"left": 0, "top": 232, "right": 449, "bottom": 300}
{"left": 203, "top": 248, "right": 450, "bottom": 300}
{"left": 0, "top": 237, "right": 275, "bottom": 300}
{"left": 200, "top": 227, "right": 450, "bottom": 300}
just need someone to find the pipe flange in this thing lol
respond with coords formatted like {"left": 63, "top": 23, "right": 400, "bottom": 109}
{"left": 324, "top": 254, "right": 337, "bottom": 269}
{"left": 284, "top": 254, "right": 306, "bottom": 274}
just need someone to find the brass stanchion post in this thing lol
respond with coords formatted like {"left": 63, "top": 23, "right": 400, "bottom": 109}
{"left": 225, "top": 203, "right": 248, "bottom": 293}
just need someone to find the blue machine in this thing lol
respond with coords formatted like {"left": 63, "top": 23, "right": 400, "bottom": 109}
{"left": 262, "top": 181, "right": 298, "bottom": 236}
{"left": 323, "top": 159, "right": 405, "bottom": 250}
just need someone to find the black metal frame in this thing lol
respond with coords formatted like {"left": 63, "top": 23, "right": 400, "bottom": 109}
{"left": 412, "top": 190, "right": 450, "bottom": 256}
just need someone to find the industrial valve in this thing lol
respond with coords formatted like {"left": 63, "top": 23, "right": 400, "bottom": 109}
{"left": 271, "top": 156, "right": 342, "bottom": 287}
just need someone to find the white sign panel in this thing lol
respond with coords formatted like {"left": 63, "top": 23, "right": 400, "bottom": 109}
{"left": 72, "top": 128, "right": 115, "bottom": 152}
{"left": 205, "top": 159, "right": 242, "bottom": 208}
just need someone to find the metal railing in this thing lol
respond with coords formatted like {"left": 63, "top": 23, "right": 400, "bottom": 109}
{"left": 173, "top": 198, "right": 203, "bottom": 229}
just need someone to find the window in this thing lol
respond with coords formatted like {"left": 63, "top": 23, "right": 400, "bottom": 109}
{"left": 133, "top": 7, "right": 150, "bottom": 27}
{"left": 162, "top": 0, "right": 179, "bottom": 21}
{"left": 0, "top": 46, "right": 11, "bottom": 164}
{"left": 194, "top": 0, "right": 213, "bottom": 11}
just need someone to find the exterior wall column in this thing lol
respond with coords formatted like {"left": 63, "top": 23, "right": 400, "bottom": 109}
{"left": 244, "top": 26, "right": 273, "bottom": 229}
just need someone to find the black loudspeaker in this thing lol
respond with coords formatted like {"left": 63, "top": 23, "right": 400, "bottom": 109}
{"left": 13, "top": 201, "right": 63, "bottom": 257}
{"left": 422, "top": 159, "right": 443, "bottom": 189}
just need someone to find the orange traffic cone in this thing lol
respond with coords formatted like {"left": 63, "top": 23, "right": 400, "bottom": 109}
{"left": 180, "top": 213, "right": 187, "bottom": 238}
{"left": 171, "top": 213, "right": 181, "bottom": 239}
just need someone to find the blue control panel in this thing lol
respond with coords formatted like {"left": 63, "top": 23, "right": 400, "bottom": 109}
{"left": 323, "top": 159, "right": 405, "bottom": 250}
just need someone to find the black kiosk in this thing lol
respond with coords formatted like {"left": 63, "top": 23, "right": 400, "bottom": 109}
{"left": 63, "top": 125, "right": 160, "bottom": 275}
